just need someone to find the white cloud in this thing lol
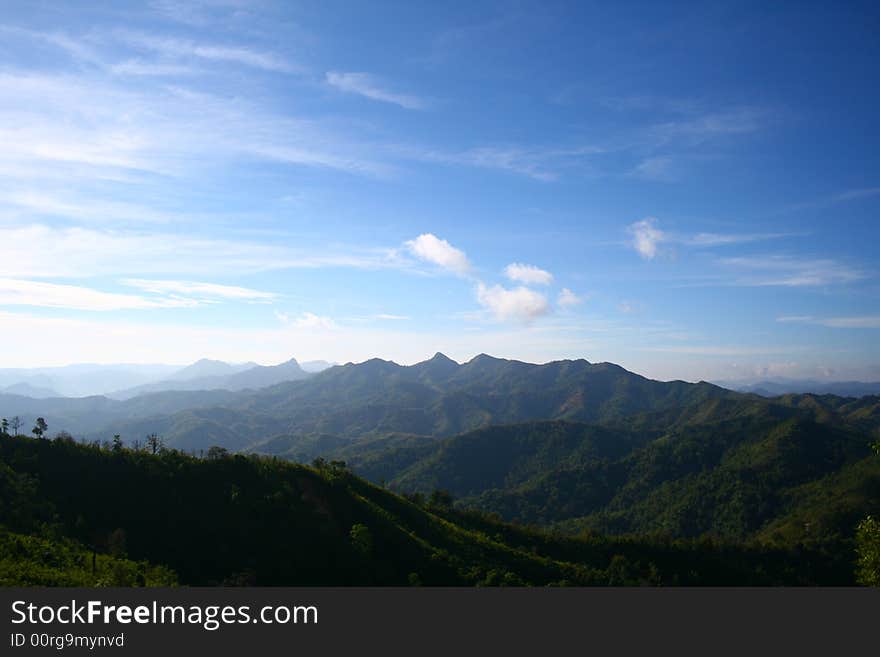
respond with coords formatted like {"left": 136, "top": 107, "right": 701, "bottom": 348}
{"left": 122, "top": 279, "right": 276, "bottom": 302}
{"left": 412, "top": 145, "right": 602, "bottom": 182}
{"left": 687, "top": 232, "right": 792, "bottom": 246}
{"left": 776, "top": 315, "right": 814, "bottom": 323}
{"left": 110, "top": 59, "right": 198, "bottom": 76}
{"left": 777, "top": 315, "right": 880, "bottom": 328}
{"left": 631, "top": 156, "right": 677, "bottom": 182}
{"left": 504, "top": 263, "right": 553, "bottom": 285}
{"left": 476, "top": 283, "right": 549, "bottom": 322}
{"left": 404, "top": 233, "right": 471, "bottom": 275}
{"left": 4, "top": 192, "right": 174, "bottom": 224}
{"left": 117, "top": 31, "right": 295, "bottom": 72}
{"left": 628, "top": 217, "right": 665, "bottom": 259}
{"left": 374, "top": 314, "right": 410, "bottom": 321}
{"left": 721, "top": 256, "right": 864, "bottom": 287}
{"left": 819, "top": 316, "right": 880, "bottom": 328}
{"left": 0, "top": 224, "right": 398, "bottom": 279}
{"left": 653, "top": 108, "right": 764, "bottom": 141}
{"left": 0, "top": 278, "right": 197, "bottom": 311}
{"left": 0, "top": 71, "right": 389, "bottom": 181}
{"left": 557, "top": 288, "right": 582, "bottom": 308}
{"left": 834, "top": 187, "right": 880, "bottom": 202}
{"left": 326, "top": 72, "right": 424, "bottom": 109}
{"left": 276, "top": 311, "right": 338, "bottom": 330}
{"left": 639, "top": 345, "right": 801, "bottom": 356}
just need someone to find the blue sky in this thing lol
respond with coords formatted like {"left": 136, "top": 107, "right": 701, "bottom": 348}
{"left": 0, "top": 0, "right": 878, "bottom": 381}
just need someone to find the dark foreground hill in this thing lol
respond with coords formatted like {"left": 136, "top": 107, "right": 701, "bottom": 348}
{"left": 0, "top": 435, "right": 856, "bottom": 586}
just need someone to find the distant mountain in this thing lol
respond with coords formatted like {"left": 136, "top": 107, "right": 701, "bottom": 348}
{"left": 86, "top": 353, "right": 741, "bottom": 452}
{"left": 110, "top": 357, "right": 310, "bottom": 400}
{"left": 0, "top": 382, "right": 60, "bottom": 398}
{"left": 720, "top": 379, "right": 880, "bottom": 398}
{"left": 166, "top": 358, "right": 257, "bottom": 382}
{"left": 0, "top": 363, "right": 180, "bottom": 397}
{"left": 300, "top": 360, "right": 336, "bottom": 373}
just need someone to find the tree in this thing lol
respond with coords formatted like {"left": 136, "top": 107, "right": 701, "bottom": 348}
{"left": 349, "top": 523, "right": 373, "bottom": 557}
{"left": 429, "top": 489, "right": 454, "bottom": 509}
{"left": 1, "top": 418, "right": 8, "bottom": 436}
{"left": 112, "top": 434, "right": 123, "bottom": 453}
{"left": 54, "top": 430, "right": 74, "bottom": 443}
{"left": 32, "top": 417, "right": 48, "bottom": 439}
{"left": 855, "top": 440, "right": 880, "bottom": 586}
{"left": 10, "top": 416, "right": 21, "bottom": 436}
{"left": 206, "top": 445, "right": 229, "bottom": 460}
{"left": 856, "top": 516, "right": 880, "bottom": 586}
{"left": 146, "top": 433, "right": 163, "bottom": 455}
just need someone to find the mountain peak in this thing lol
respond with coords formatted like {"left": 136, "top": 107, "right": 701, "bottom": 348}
{"left": 429, "top": 352, "right": 457, "bottom": 364}
{"left": 468, "top": 353, "right": 503, "bottom": 364}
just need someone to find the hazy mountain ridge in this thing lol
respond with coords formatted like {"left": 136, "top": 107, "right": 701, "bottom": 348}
{"left": 717, "top": 379, "right": 880, "bottom": 398}
{"left": 4, "top": 353, "right": 878, "bottom": 455}
{"left": 109, "top": 357, "right": 311, "bottom": 400}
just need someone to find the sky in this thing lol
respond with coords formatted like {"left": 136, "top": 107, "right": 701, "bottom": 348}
{"left": 0, "top": 0, "right": 878, "bottom": 382}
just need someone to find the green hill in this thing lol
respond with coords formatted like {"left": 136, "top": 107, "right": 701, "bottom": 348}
{"left": 0, "top": 434, "right": 853, "bottom": 586}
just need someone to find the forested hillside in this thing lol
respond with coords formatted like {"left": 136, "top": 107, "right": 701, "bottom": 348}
{"left": 0, "top": 434, "right": 858, "bottom": 586}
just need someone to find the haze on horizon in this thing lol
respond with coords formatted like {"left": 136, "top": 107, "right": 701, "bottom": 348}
{"left": 0, "top": 1, "right": 878, "bottom": 383}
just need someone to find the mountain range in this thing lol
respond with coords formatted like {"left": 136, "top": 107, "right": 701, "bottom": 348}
{"left": 109, "top": 357, "right": 311, "bottom": 399}
{"left": 720, "top": 379, "right": 880, "bottom": 398}
{"left": 1, "top": 352, "right": 878, "bottom": 585}
{"left": 0, "top": 356, "right": 332, "bottom": 400}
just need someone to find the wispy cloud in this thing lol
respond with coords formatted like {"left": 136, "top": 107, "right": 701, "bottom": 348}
{"left": 639, "top": 344, "right": 802, "bottom": 356}
{"left": 275, "top": 311, "right": 338, "bottom": 330}
{"left": 627, "top": 217, "right": 798, "bottom": 258}
{"left": 373, "top": 313, "right": 410, "bottom": 321}
{"left": 630, "top": 156, "right": 678, "bottom": 182}
{"left": 652, "top": 108, "right": 765, "bottom": 143}
{"left": 687, "top": 232, "right": 795, "bottom": 246}
{"left": 3, "top": 192, "right": 174, "bottom": 225}
{"left": 721, "top": 255, "right": 865, "bottom": 287}
{"left": 410, "top": 145, "right": 602, "bottom": 181}
{"left": 122, "top": 279, "right": 277, "bottom": 302}
{"left": 833, "top": 187, "right": 880, "bottom": 202}
{"left": 117, "top": 31, "right": 295, "bottom": 73}
{"left": 109, "top": 59, "right": 199, "bottom": 76}
{"left": 777, "top": 315, "right": 880, "bottom": 328}
{"left": 0, "top": 278, "right": 198, "bottom": 311}
{"left": 0, "top": 71, "right": 390, "bottom": 180}
{"left": 326, "top": 72, "right": 424, "bottom": 109}
{"left": 557, "top": 288, "right": 582, "bottom": 308}
{"left": 0, "top": 224, "right": 400, "bottom": 279}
